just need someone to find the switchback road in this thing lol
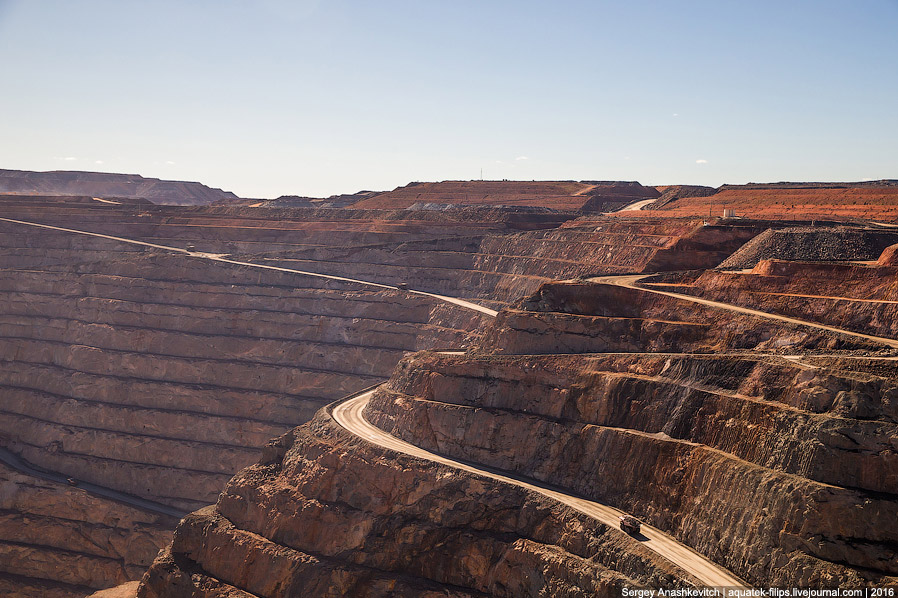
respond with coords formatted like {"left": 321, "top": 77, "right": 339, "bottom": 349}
{"left": 332, "top": 388, "right": 748, "bottom": 588}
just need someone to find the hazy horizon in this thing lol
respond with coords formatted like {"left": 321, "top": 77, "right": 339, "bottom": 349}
{"left": 1, "top": 0, "right": 896, "bottom": 198}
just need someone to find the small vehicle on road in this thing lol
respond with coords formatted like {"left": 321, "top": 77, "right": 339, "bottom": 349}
{"left": 619, "top": 515, "right": 641, "bottom": 535}
{"left": 185, "top": 244, "right": 197, "bottom": 253}
{"left": 396, "top": 282, "right": 409, "bottom": 290}
{"left": 66, "top": 477, "right": 78, "bottom": 487}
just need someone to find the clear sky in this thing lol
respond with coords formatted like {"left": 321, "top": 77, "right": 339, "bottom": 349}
{"left": 0, "top": 0, "right": 896, "bottom": 198}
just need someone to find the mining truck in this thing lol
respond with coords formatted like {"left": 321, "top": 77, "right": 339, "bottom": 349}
{"left": 619, "top": 515, "right": 641, "bottom": 535}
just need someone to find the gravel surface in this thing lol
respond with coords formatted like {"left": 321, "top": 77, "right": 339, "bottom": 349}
{"left": 717, "top": 226, "right": 898, "bottom": 269}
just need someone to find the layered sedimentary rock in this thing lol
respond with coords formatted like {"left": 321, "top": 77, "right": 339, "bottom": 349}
{"left": 0, "top": 463, "right": 175, "bottom": 598}
{"left": 0, "top": 207, "right": 492, "bottom": 595}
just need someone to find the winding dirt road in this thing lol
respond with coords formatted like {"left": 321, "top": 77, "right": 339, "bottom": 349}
{"left": 332, "top": 388, "right": 748, "bottom": 588}
{"left": 590, "top": 274, "right": 898, "bottom": 349}
{"left": 0, "top": 217, "right": 497, "bottom": 317}
{"left": 616, "top": 197, "right": 659, "bottom": 212}
{"left": 0, "top": 446, "right": 185, "bottom": 518}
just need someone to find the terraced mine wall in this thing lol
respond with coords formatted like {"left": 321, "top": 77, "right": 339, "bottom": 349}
{"left": 364, "top": 292, "right": 898, "bottom": 588}
{"left": 0, "top": 462, "right": 176, "bottom": 598}
{"left": 481, "top": 280, "right": 885, "bottom": 355}
{"left": 0, "top": 196, "right": 767, "bottom": 306}
{"left": 142, "top": 277, "right": 898, "bottom": 595}
{"left": 0, "top": 197, "right": 781, "bottom": 596}
{"left": 0, "top": 216, "right": 491, "bottom": 596}
{"left": 668, "top": 257, "right": 898, "bottom": 338}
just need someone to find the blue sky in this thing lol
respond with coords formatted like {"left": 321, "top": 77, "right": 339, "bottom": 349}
{"left": 0, "top": 0, "right": 896, "bottom": 198}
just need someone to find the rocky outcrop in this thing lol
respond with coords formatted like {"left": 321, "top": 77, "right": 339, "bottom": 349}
{"left": 0, "top": 463, "right": 175, "bottom": 597}
{"left": 363, "top": 346, "right": 898, "bottom": 587}
{"left": 138, "top": 412, "right": 698, "bottom": 597}
{"left": 878, "top": 243, "right": 898, "bottom": 266}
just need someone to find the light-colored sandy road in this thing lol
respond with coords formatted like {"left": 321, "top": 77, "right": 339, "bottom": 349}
{"left": 332, "top": 389, "right": 748, "bottom": 588}
{"left": 0, "top": 217, "right": 497, "bottom": 317}
{"left": 616, "top": 197, "right": 659, "bottom": 212}
{"left": 590, "top": 274, "right": 898, "bottom": 349}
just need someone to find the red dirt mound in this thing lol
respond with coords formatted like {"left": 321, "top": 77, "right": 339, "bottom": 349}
{"left": 878, "top": 243, "right": 898, "bottom": 266}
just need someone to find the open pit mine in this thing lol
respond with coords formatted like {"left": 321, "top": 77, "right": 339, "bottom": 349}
{"left": 0, "top": 172, "right": 896, "bottom": 597}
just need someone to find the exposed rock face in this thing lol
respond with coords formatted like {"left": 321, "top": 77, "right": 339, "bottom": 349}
{"left": 0, "top": 169, "right": 239, "bottom": 205}
{"left": 1, "top": 194, "right": 756, "bottom": 305}
{"left": 0, "top": 202, "right": 496, "bottom": 594}
{"left": 361, "top": 287, "right": 898, "bottom": 588}
{"left": 878, "top": 243, "right": 898, "bottom": 266}
{"left": 0, "top": 463, "right": 174, "bottom": 598}
{"left": 141, "top": 275, "right": 897, "bottom": 594}
{"left": 481, "top": 280, "right": 883, "bottom": 356}
{"left": 666, "top": 258, "right": 898, "bottom": 338}
{"left": 138, "top": 413, "right": 696, "bottom": 597}
{"left": 5, "top": 189, "right": 895, "bottom": 596}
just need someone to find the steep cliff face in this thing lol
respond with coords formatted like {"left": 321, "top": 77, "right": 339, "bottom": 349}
{"left": 360, "top": 275, "right": 898, "bottom": 588}
{"left": 138, "top": 413, "right": 697, "bottom": 597}
{"left": 365, "top": 351, "right": 898, "bottom": 587}
{"left": 0, "top": 463, "right": 175, "bottom": 598}
{"left": 0, "top": 241, "right": 484, "bottom": 510}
